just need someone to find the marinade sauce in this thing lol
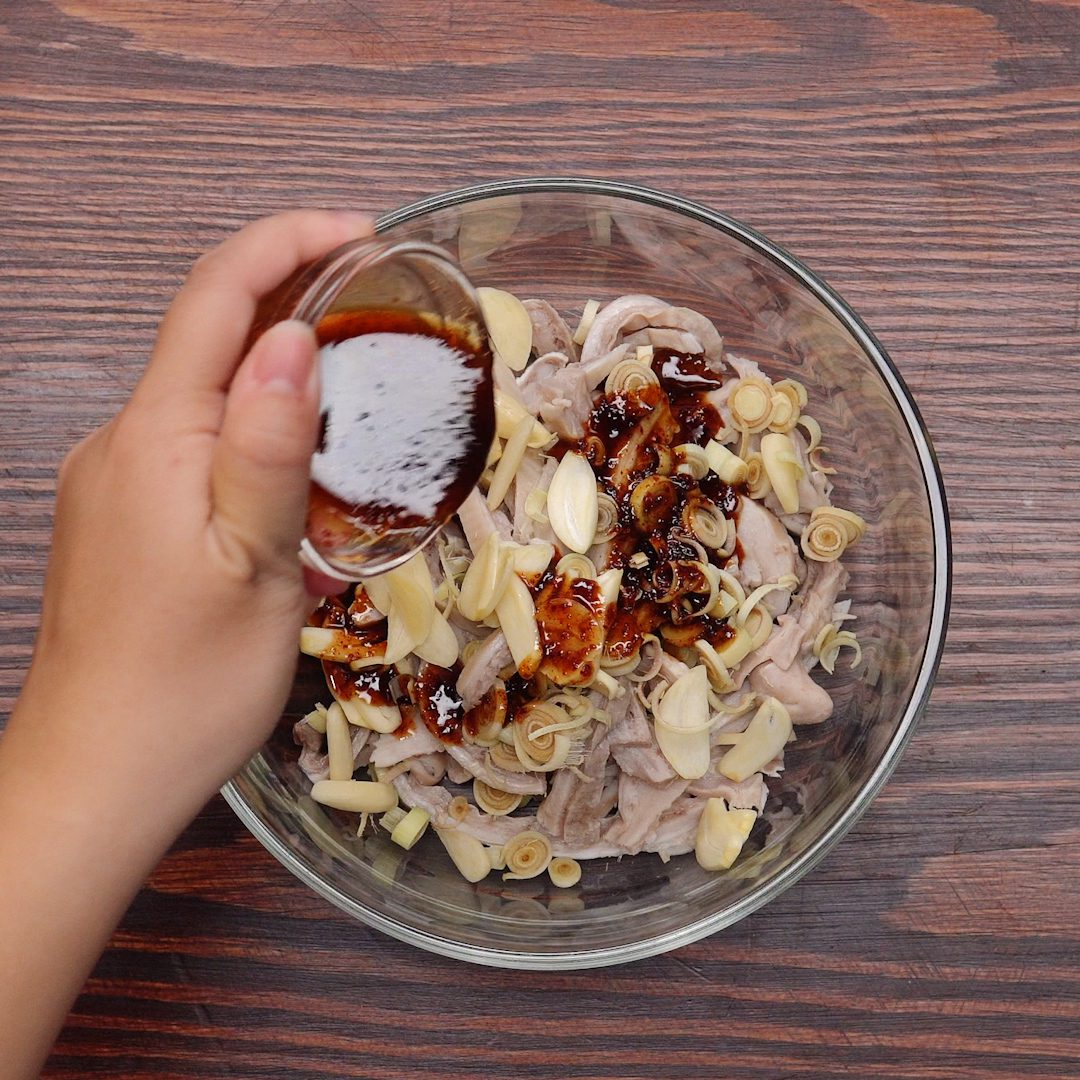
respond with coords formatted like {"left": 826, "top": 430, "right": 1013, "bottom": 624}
{"left": 305, "top": 308, "right": 495, "bottom": 563}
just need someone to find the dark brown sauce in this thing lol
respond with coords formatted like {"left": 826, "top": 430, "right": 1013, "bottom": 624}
{"left": 321, "top": 660, "right": 395, "bottom": 705}
{"left": 651, "top": 348, "right": 723, "bottom": 446}
{"left": 533, "top": 575, "right": 605, "bottom": 685}
{"left": 412, "top": 663, "right": 465, "bottom": 743}
{"left": 306, "top": 307, "right": 494, "bottom": 552}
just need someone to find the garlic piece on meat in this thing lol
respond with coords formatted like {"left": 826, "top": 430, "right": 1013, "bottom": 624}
{"left": 654, "top": 664, "right": 713, "bottom": 780}
{"left": 458, "top": 532, "right": 514, "bottom": 622}
{"left": 760, "top": 432, "right": 804, "bottom": 515}
{"left": 495, "top": 574, "right": 543, "bottom": 678}
{"left": 695, "top": 798, "right": 758, "bottom": 871}
{"left": 325, "top": 702, "right": 353, "bottom": 782}
{"left": 706, "top": 440, "right": 749, "bottom": 485}
{"left": 413, "top": 609, "right": 460, "bottom": 668}
{"left": 473, "top": 780, "right": 523, "bottom": 816}
{"left": 435, "top": 826, "right": 492, "bottom": 883}
{"left": 299, "top": 627, "right": 385, "bottom": 665}
{"left": 719, "top": 697, "right": 793, "bottom": 782}
{"left": 547, "top": 451, "right": 598, "bottom": 554}
{"left": 478, "top": 287, "right": 533, "bottom": 372}
{"left": 813, "top": 623, "right": 862, "bottom": 674}
{"left": 729, "top": 376, "right": 774, "bottom": 433}
{"left": 572, "top": 298, "right": 600, "bottom": 346}
{"left": 801, "top": 505, "right": 867, "bottom": 562}
{"left": 383, "top": 572, "right": 436, "bottom": 665}
{"left": 524, "top": 488, "right": 549, "bottom": 523}
{"left": 502, "top": 830, "right": 554, "bottom": 880}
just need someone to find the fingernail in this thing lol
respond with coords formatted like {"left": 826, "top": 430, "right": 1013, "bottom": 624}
{"left": 251, "top": 319, "right": 317, "bottom": 396}
{"left": 334, "top": 210, "right": 374, "bottom": 232}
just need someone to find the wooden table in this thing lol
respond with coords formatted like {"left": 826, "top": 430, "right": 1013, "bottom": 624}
{"left": 3, "top": 2, "right": 1078, "bottom": 1077}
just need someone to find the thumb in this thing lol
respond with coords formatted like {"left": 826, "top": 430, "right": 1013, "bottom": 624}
{"left": 211, "top": 319, "right": 320, "bottom": 572}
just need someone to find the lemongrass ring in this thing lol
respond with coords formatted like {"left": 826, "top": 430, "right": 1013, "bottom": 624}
{"left": 729, "top": 376, "right": 774, "bottom": 433}
{"left": 744, "top": 453, "right": 771, "bottom": 499}
{"left": 556, "top": 552, "right": 597, "bottom": 581}
{"left": 390, "top": 807, "right": 430, "bottom": 850}
{"left": 674, "top": 443, "right": 710, "bottom": 480}
{"left": 604, "top": 358, "right": 659, "bottom": 396}
{"left": 447, "top": 795, "right": 471, "bottom": 822}
{"left": 548, "top": 857, "right": 582, "bottom": 889}
{"left": 595, "top": 492, "right": 620, "bottom": 542}
{"left": 502, "top": 830, "right": 554, "bottom": 880}
{"left": 473, "top": 780, "right": 524, "bottom": 816}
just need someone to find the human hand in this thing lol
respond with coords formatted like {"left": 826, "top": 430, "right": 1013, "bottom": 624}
{"left": 15, "top": 209, "right": 373, "bottom": 814}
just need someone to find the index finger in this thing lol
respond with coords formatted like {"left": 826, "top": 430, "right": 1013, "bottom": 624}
{"left": 138, "top": 210, "right": 374, "bottom": 402}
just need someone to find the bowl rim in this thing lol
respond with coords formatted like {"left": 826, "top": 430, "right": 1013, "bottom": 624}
{"left": 222, "top": 176, "right": 952, "bottom": 970}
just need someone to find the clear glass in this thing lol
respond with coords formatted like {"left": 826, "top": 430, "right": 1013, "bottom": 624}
{"left": 224, "top": 179, "right": 951, "bottom": 969}
{"left": 255, "top": 237, "right": 490, "bottom": 579}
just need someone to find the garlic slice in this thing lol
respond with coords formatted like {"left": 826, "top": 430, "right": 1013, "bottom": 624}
{"left": 760, "top": 432, "right": 804, "bottom": 515}
{"left": 495, "top": 574, "right": 542, "bottom": 678}
{"left": 719, "top": 697, "right": 793, "bottom": 782}
{"left": 654, "top": 665, "right": 712, "bottom": 780}
{"left": 572, "top": 298, "right": 600, "bottom": 346}
{"left": 458, "top": 532, "right": 514, "bottom": 622}
{"left": 477, "top": 287, "right": 533, "bottom": 372}
{"left": 325, "top": 702, "right": 353, "bottom": 782}
{"left": 383, "top": 571, "right": 436, "bottom": 665}
{"left": 413, "top": 609, "right": 460, "bottom": 668}
{"left": 714, "top": 625, "right": 754, "bottom": 668}
{"left": 595, "top": 567, "right": 623, "bottom": 607}
{"left": 310, "top": 780, "right": 397, "bottom": 814}
{"left": 695, "top": 798, "right": 758, "bottom": 871}
{"left": 435, "top": 826, "right": 492, "bottom": 883}
{"left": 510, "top": 540, "right": 556, "bottom": 579}
{"left": 546, "top": 451, "right": 598, "bottom": 554}
{"left": 486, "top": 412, "right": 533, "bottom": 510}
{"left": 299, "top": 627, "right": 385, "bottom": 664}
{"left": 494, "top": 389, "right": 555, "bottom": 448}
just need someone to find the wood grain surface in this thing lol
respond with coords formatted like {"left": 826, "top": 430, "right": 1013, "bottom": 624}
{"left": 2, "top": 1, "right": 1079, "bottom": 1077}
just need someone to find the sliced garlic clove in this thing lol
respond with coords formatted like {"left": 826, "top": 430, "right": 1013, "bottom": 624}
{"left": 299, "top": 626, "right": 385, "bottom": 664}
{"left": 413, "top": 609, "right": 460, "bottom": 668}
{"left": 478, "top": 286, "right": 533, "bottom": 372}
{"left": 310, "top": 779, "right": 398, "bottom": 814}
{"left": 383, "top": 571, "right": 436, "bottom": 665}
{"left": 458, "top": 531, "right": 514, "bottom": 622}
{"left": 760, "top": 432, "right": 803, "bottom": 515}
{"left": 494, "top": 388, "right": 554, "bottom": 448}
{"left": 510, "top": 539, "right": 555, "bottom": 579}
{"left": 486, "top": 412, "right": 533, "bottom": 511}
{"left": 714, "top": 625, "right": 754, "bottom": 668}
{"left": 695, "top": 798, "right": 758, "bottom": 871}
{"left": 595, "top": 567, "right": 623, "bottom": 607}
{"left": 434, "top": 826, "right": 492, "bottom": 883}
{"left": 654, "top": 665, "right": 713, "bottom": 779}
{"left": 547, "top": 451, "right": 598, "bottom": 554}
{"left": 350, "top": 698, "right": 403, "bottom": 734}
{"left": 494, "top": 574, "right": 542, "bottom": 678}
{"left": 719, "top": 697, "right": 793, "bottom": 782}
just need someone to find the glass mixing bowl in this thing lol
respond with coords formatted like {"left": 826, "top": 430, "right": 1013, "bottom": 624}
{"left": 222, "top": 179, "right": 951, "bottom": 969}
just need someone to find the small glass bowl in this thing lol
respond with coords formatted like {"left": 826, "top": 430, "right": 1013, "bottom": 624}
{"left": 252, "top": 237, "right": 491, "bottom": 580}
{"left": 223, "top": 179, "right": 951, "bottom": 969}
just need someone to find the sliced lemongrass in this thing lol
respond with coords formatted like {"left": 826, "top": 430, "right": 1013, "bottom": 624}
{"left": 802, "top": 505, "right": 866, "bottom": 562}
{"left": 588, "top": 669, "right": 622, "bottom": 698}
{"left": 502, "top": 830, "right": 553, "bottom": 880}
{"left": 716, "top": 568, "right": 747, "bottom": 606}
{"left": 473, "top": 780, "right": 523, "bottom": 816}
{"left": 302, "top": 703, "right": 329, "bottom": 734}
{"left": 760, "top": 432, "right": 804, "bottom": 515}
{"left": 705, "top": 440, "right": 749, "bottom": 485}
{"left": 628, "top": 551, "right": 650, "bottom": 570}
{"left": 310, "top": 780, "right": 397, "bottom": 814}
{"left": 635, "top": 344, "right": 654, "bottom": 364}
{"left": 654, "top": 664, "right": 712, "bottom": 779}
{"left": 495, "top": 574, "right": 542, "bottom": 678}
{"left": 458, "top": 532, "right": 514, "bottom": 622}
{"left": 447, "top": 795, "right": 471, "bottom": 822}
{"left": 384, "top": 575, "right": 436, "bottom": 665}
{"left": 547, "top": 451, "right": 598, "bottom": 554}
{"left": 813, "top": 623, "right": 863, "bottom": 674}
{"left": 595, "top": 491, "right": 619, "bottom": 541}
{"left": 709, "top": 589, "right": 739, "bottom": 618}
{"left": 390, "top": 807, "right": 430, "bottom": 850}
{"left": 744, "top": 452, "right": 771, "bottom": 499}
{"left": 556, "top": 552, "right": 596, "bottom": 580}
{"left": 488, "top": 740, "right": 526, "bottom": 773}
{"left": 735, "top": 582, "right": 791, "bottom": 626}
{"left": 486, "top": 412, "right": 533, "bottom": 510}
{"left": 674, "top": 443, "right": 710, "bottom": 480}
{"left": 485, "top": 437, "right": 503, "bottom": 468}
{"left": 743, "top": 605, "right": 774, "bottom": 650}
{"left": 693, "top": 639, "right": 735, "bottom": 693}
{"left": 798, "top": 414, "right": 823, "bottom": 453}
{"left": 695, "top": 798, "right": 758, "bottom": 871}
{"left": 379, "top": 806, "right": 407, "bottom": 832}
{"left": 719, "top": 697, "right": 794, "bottom": 782}
{"left": 572, "top": 298, "right": 600, "bottom": 346}
{"left": 729, "top": 376, "right": 774, "bottom": 433}
{"left": 774, "top": 377, "right": 808, "bottom": 409}
{"left": 548, "top": 856, "right": 582, "bottom": 889}
{"left": 478, "top": 287, "right": 533, "bottom": 372}
{"left": 604, "top": 357, "right": 658, "bottom": 396}
{"left": 488, "top": 844, "right": 507, "bottom": 871}
{"left": 325, "top": 702, "right": 354, "bottom": 782}
{"left": 435, "top": 826, "right": 492, "bottom": 882}
{"left": 685, "top": 500, "right": 729, "bottom": 549}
